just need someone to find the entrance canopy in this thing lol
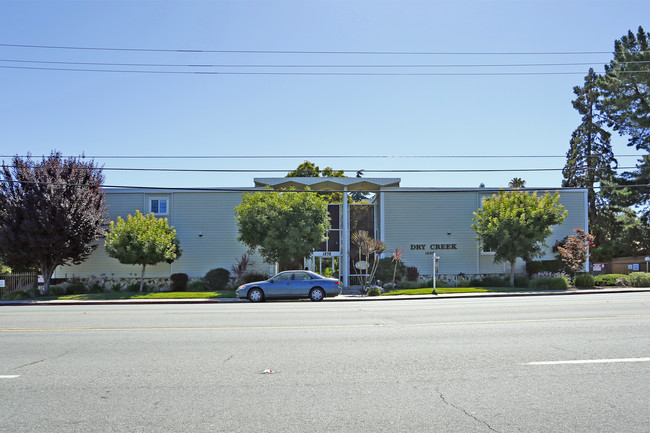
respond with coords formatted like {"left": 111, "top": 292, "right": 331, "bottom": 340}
{"left": 254, "top": 177, "right": 401, "bottom": 191}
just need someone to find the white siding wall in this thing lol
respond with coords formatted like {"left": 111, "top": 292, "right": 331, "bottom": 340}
{"left": 382, "top": 189, "right": 587, "bottom": 276}
{"left": 57, "top": 191, "right": 267, "bottom": 279}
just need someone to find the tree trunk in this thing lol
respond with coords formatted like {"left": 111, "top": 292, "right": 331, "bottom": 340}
{"left": 140, "top": 264, "right": 146, "bottom": 292}
{"left": 40, "top": 264, "right": 54, "bottom": 296}
{"left": 509, "top": 260, "right": 517, "bottom": 287}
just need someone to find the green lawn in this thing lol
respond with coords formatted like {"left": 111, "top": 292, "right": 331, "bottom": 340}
{"left": 51, "top": 291, "right": 237, "bottom": 300}
{"left": 382, "top": 286, "right": 565, "bottom": 296}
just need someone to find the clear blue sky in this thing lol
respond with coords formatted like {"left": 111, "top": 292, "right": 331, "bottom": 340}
{"left": 1, "top": 0, "right": 648, "bottom": 190}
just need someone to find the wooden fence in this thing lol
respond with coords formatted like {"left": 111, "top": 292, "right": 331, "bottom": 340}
{"left": 0, "top": 274, "right": 37, "bottom": 294}
{"left": 592, "top": 262, "right": 650, "bottom": 275}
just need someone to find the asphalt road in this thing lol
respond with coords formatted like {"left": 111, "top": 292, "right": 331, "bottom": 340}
{"left": 1, "top": 292, "right": 649, "bottom": 432}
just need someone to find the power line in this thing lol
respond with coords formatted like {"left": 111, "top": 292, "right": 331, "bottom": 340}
{"left": 1, "top": 64, "right": 607, "bottom": 76}
{"left": 1, "top": 154, "right": 643, "bottom": 160}
{"left": 0, "top": 43, "right": 625, "bottom": 55}
{"left": 5, "top": 58, "right": 649, "bottom": 69}
{"left": 0, "top": 165, "right": 637, "bottom": 174}
{"left": 1, "top": 178, "right": 647, "bottom": 192}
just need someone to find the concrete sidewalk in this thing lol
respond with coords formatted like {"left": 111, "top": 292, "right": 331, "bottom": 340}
{"left": 1, "top": 287, "right": 649, "bottom": 306}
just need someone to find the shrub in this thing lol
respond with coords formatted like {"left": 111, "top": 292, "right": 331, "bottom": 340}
{"left": 49, "top": 286, "right": 65, "bottom": 296}
{"left": 88, "top": 281, "right": 105, "bottom": 294}
{"left": 382, "top": 282, "right": 395, "bottom": 292}
{"left": 480, "top": 275, "right": 508, "bottom": 287}
{"left": 66, "top": 280, "right": 87, "bottom": 294}
{"left": 2, "top": 290, "right": 30, "bottom": 300}
{"left": 125, "top": 281, "right": 149, "bottom": 292}
{"left": 406, "top": 266, "right": 419, "bottom": 281}
{"left": 418, "top": 279, "right": 447, "bottom": 288}
{"left": 514, "top": 274, "right": 530, "bottom": 288}
{"left": 530, "top": 276, "right": 569, "bottom": 290}
{"left": 170, "top": 273, "right": 189, "bottom": 291}
{"left": 27, "top": 287, "right": 41, "bottom": 298}
{"left": 374, "top": 257, "right": 406, "bottom": 283}
{"left": 187, "top": 280, "right": 207, "bottom": 291}
{"left": 574, "top": 273, "right": 595, "bottom": 288}
{"left": 625, "top": 272, "right": 650, "bottom": 287}
{"left": 399, "top": 281, "right": 420, "bottom": 290}
{"left": 110, "top": 282, "right": 123, "bottom": 292}
{"left": 526, "top": 259, "right": 563, "bottom": 276}
{"left": 593, "top": 274, "right": 626, "bottom": 286}
{"left": 458, "top": 279, "right": 471, "bottom": 288}
{"left": 242, "top": 272, "right": 269, "bottom": 283}
{"left": 367, "top": 286, "right": 381, "bottom": 296}
{"left": 204, "top": 268, "right": 231, "bottom": 290}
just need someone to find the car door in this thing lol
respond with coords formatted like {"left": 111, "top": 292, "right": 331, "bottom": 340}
{"left": 268, "top": 272, "right": 293, "bottom": 297}
{"left": 290, "top": 272, "right": 316, "bottom": 297}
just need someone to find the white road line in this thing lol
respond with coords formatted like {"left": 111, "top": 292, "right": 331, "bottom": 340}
{"left": 0, "top": 375, "right": 20, "bottom": 379}
{"left": 526, "top": 358, "right": 650, "bottom": 365}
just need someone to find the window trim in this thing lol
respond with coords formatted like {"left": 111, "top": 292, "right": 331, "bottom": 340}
{"left": 149, "top": 197, "right": 169, "bottom": 216}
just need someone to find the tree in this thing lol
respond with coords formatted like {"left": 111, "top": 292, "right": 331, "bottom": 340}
{"left": 472, "top": 190, "right": 567, "bottom": 287}
{"left": 598, "top": 26, "right": 650, "bottom": 152}
{"left": 104, "top": 210, "right": 182, "bottom": 291}
{"left": 390, "top": 247, "right": 405, "bottom": 285}
{"left": 508, "top": 178, "right": 526, "bottom": 188}
{"left": 235, "top": 190, "right": 330, "bottom": 266}
{"left": 562, "top": 68, "right": 617, "bottom": 246}
{"left": 0, "top": 152, "right": 108, "bottom": 294}
{"left": 556, "top": 228, "right": 595, "bottom": 278}
{"left": 590, "top": 209, "right": 650, "bottom": 260}
{"left": 597, "top": 27, "right": 650, "bottom": 220}
{"left": 286, "top": 161, "right": 343, "bottom": 178}
{"left": 351, "top": 230, "right": 386, "bottom": 290}
{"left": 286, "top": 161, "right": 345, "bottom": 203}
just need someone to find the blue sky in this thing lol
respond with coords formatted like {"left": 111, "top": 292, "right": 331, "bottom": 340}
{"left": 1, "top": 0, "right": 648, "bottom": 189}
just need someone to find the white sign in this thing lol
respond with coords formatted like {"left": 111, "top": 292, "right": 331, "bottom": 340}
{"left": 633, "top": 264, "right": 640, "bottom": 271}
{"left": 355, "top": 261, "right": 369, "bottom": 270}
{"left": 0, "top": 280, "right": 5, "bottom": 288}
{"left": 593, "top": 264, "right": 602, "bottom": 271}
{"left": 38, "top": 275, "right": 44, "bottom": 283}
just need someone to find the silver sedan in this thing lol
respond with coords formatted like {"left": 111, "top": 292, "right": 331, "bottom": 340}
{"left": 236, "top": 270, "right": 341, "bottom": 302}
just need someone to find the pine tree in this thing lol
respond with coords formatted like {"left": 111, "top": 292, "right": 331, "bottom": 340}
{"left": 598, "top": 26, "right": 650, "bottom": 151}
{"left": 562, "top": 68, "right": 617, "bottom": 247}
{"left": 597, "top": 27, "right": 650, "bottom": 221}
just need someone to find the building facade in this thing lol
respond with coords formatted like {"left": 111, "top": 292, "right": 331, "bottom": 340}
{"left": 57, "top": 178, "right": 588, "bottom": 285}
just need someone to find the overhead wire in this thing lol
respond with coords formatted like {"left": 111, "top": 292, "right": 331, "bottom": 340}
{"left": 0, "top": 43, "right": 630, "bottom": 55}
{"left": 0, "top": 154, "right": 643, "bottom": 159}
{"left": 0, "top": 165, "right": 637, "bottom": 174}
{"left": 0, "top": 178, "right": 647, "bottom": 193}
{"left": 3, "top": 58, "right": 649, "bottom": 68}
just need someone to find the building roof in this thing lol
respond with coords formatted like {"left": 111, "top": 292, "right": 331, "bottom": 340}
{"left": 253, "top": 177, "right": 401, "bottom": 191}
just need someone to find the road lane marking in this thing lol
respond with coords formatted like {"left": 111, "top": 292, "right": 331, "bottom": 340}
{"left": 1, "top": 314, "right": 649, "bottom": 333}
{"left": 526, "top": 358, "right": 650, "bottom": 365}
{"left": 0, "top": 375, "right": 20, "bottom": 379}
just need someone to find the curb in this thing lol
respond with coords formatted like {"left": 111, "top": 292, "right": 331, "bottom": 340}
{"left": 1, "top": 288, "right": 649, "bottom": 306}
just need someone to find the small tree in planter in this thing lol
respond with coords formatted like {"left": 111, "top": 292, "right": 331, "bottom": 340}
{"left": 351, "top": 230, "right": 386, "bottom": 291}
{"left": 105, "top": 210, "right": 182, "bottom": 292}
{"left": 390, "top": 247, "right": 405, "bottom": 285}
{"left": 557, "top": 228, "right": 595, "bottom": 279}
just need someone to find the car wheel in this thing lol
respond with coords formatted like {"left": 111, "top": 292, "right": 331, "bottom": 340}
{"left": 248, "top": 288, "right": 264, "bottom": 302}
{"left": 310, "top": 288, "right": 325, "bottom": 302}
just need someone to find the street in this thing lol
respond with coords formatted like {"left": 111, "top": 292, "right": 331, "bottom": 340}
{"left": 1, "top": 292, "right": 649, "bottom": 432}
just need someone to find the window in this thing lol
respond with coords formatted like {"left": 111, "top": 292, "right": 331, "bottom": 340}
{"left": 149, "top": 198, "right": 169, "bottom": 215}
